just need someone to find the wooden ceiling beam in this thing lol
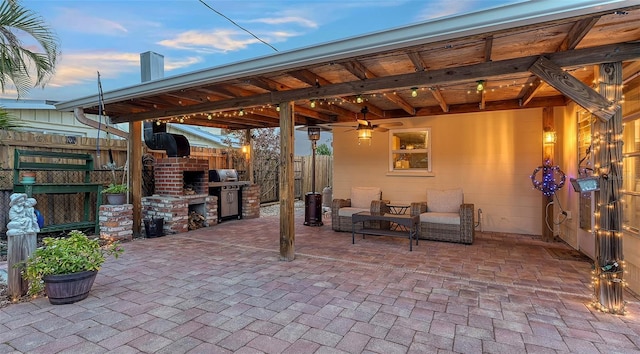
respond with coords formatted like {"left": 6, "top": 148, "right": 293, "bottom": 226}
{"left": 519, "top": 77, "right": 544, "bottom": 106}
{"left": 529, "top": 56, "right": 619, "bottom": 121}
{"left": 484, "top": 36, "right": 493, "bottom": 62}
{"left": 519, "top": 17, "right": 599, "bottom": 105}
{"left": 110, "top": 42, "right": 640, "bottom": 123}
{"left": 559, "top": 16, "right": 600, "bottom": 51}
{"left": 429, "top": 87, "right": 449, "bottom": 112}
{"left": 342, "top": 59, "right": 416, "bottom": 116}
{"left": 406, "top": 51, "right": 428, "bottom": 72}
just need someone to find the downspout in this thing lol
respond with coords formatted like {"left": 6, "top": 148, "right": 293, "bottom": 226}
{"left": 74, "top": 107, "right": 129, "bottom": 139}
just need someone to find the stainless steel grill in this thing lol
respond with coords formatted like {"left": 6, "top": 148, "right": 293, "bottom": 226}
{"left": 209, "top": 169, "right": 249, "bottom": 222}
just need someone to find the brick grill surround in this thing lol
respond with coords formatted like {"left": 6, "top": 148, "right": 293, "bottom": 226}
{"left": 154, "top": 157, "right": 208, "bottom": 196}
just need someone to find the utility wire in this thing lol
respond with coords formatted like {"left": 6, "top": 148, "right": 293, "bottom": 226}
{"left": 197, "top": 0, "right": 278, "bottom": 52}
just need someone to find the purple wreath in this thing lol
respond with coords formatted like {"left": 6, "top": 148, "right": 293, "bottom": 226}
{"left": 531, "top": 164, "right": 566, "bottom": 197}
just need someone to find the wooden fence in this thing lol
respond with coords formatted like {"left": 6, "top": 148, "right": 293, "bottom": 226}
{"left": 257, "top": 155, "right": 333, "bottom": 203}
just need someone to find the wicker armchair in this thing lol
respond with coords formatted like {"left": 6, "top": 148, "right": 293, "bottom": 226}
{"left": 410, "top": 188, "right": 474, "bottom": 244}
{"left": 331, "top": 187, "right": 390, "bottom": 232}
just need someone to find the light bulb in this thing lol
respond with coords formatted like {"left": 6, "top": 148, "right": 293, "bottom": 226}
{"left": 411, "top": 87, "right": 418, "bottom": 97}
{"left": 310, "top": 100, "right": 316, "bottom": 108}
{"left": 356, "top": 95, "right": 363, "bottom": 104}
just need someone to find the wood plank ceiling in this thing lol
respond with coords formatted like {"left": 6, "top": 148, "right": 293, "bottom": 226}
{"left": 77, "top": 5, "right": 640, "bottom": 130}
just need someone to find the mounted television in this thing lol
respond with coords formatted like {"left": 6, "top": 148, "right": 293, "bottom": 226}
{"left": 570, "top": 177, "right": 599, "bottom": 192}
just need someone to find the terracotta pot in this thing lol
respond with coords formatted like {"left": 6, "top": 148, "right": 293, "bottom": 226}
{"left": 43, "top": 270, "right": 97, "bottom": 305}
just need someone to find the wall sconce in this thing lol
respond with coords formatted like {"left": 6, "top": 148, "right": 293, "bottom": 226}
{"left": 543, "top": 129, "right": 557, "bottom": 144}
{"left": 476, "top": 80, "right": 485, "bottom": 92}
{"left": 357, "top": 126, "right": 372, "bottom": 145}
{"left": 241, "top": 145, "right": 249, "bottom": 154}
{"left": 411, "top": 87, "right": 418, "bottom": 97}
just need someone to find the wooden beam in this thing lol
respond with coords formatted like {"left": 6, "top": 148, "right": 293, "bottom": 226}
{"left": 110, "top": 42, "right": 640, "bottom": 123}
{"left": 130, "top": 122, "right": 142, "bottom": 236}
{"left": 529, "top": 56, "right": 619, "bottom": 121}
{"left": 484, "top": 36, "right": 493, "bottom": 62}
{"left": 558, "top": 16, "right": 600, "bottom": 51}
{"left": 520, "top": 77, "right": 544, "bottom": 106}
{"left": 279, "top": 102, "right": 295, "bottom": 261}
{"left": 342, "top": 59, "right": 416, "bottom": 116}
{"left": 429, "top": 87, "right": 449, "bottom": 112}
{"left": 406, "top": 51, "right": 428, "bottom": 72}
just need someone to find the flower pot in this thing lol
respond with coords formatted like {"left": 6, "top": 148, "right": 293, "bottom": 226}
{"left": 106, "top": 193, "right": 127, "bottom": 205}
{"left": 43, "top": 270, "right": 97, "bottom": 305}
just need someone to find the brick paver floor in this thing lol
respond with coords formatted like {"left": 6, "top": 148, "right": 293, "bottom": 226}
{"left": 1, "top": 214, "right": 639, "bottom": 353}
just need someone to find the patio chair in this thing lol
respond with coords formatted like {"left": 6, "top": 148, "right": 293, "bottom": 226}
{"left": 410, "top": 188, "right": 474, "bottom": 244}
{"left": 331, "top": 187, "right": 389, "bottom": 232}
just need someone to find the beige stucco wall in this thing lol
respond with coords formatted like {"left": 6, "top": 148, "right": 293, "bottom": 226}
{"left": 333, "top": 108, "right": 544, "bottom": 235}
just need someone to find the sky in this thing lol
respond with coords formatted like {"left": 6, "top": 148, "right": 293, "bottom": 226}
{"left": 5, "top": 0, "right": 526, "bottom": 103}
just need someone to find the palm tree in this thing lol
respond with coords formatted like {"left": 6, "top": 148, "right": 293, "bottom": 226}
{"left": 0, "top": 0, "right": 59, "bottom": 98}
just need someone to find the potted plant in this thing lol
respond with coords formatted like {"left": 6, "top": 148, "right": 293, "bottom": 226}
{"left": 102, "top": 183, "right": 128, "bottom": 205}
{"left": 21, "top": 230, "right": 123, "bottom": 304}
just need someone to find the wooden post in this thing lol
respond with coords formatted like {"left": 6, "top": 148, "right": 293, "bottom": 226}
{"left": 593, "top": 62, "right": 624, "bottom": 314}
{"left": 279, "top": 102, "right": 295, "bottom": 261}
{"left": 542, "top": 107, "right": 555, "bottom": 242}
{"left": 130, "top": 122, "right": 143, "bottom": 236}
{"left": 7, "top": 232, "right": 36, "bottom": 299}
{"left": 245, "top": 129, "right": 254, "bottom": 184}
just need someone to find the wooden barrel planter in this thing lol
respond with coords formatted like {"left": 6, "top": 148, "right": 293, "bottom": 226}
{"left": 43, "top": 270, "right": 97, "bottom": 305}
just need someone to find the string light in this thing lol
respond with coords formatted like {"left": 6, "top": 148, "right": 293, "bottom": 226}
{"left": 356, "top": 95, "right": 363, "bottom": 104}
{"left": 310, "top": 100, "right": 316, "bottom": 108}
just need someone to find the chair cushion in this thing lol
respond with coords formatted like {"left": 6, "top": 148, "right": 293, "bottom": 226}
{"left": 427, "top": 188, "right": 462, "bottom": 213}
{"left": 338, "top": 207, "right": 369, "bottom": 217}
{"left": 420, "top": 212, "right": 460, "bottom": 225}
{"left": 350, "top": 187, "right": 381, "bottom": 209}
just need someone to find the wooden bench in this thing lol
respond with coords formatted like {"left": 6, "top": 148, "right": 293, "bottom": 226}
{"left": 12, "top": 149, "right": 103, "bottom": 234}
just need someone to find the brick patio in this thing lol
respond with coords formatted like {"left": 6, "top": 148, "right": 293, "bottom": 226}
{"left": 1, "top": 214, "right": 639, "bottom": 353}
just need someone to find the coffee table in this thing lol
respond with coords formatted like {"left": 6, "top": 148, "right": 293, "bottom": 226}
{"left": 351, "top": 212, "right": 419, "bottom": 251}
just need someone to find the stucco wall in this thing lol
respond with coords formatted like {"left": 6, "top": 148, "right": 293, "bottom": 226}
{"left": 333, "top": 108, "right": 543, "bottom": 235}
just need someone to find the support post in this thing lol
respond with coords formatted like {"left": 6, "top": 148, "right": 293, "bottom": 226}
{"left": 593, "top": 62, "right": 624, "bottom": 314}
{"left": 245, "top": 129, "right": 254, "bottom": 184}
{"left": 542, "top": 106, "right": 555, "bottom": 242}
{"left": 279, "top": 102, "right": 295, "bottom": 261}
{"left": 130, "top": 121, "right": 142, "bottom": 236}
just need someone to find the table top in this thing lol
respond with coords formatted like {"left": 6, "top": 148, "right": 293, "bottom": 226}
{"left": 352, "top": 211, "right": 418, "bottom": 225}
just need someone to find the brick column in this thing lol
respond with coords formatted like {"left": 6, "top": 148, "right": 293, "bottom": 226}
{"left": 99, "top": 204, "right": 133, "bottom": 241}
{"left": 242, "top": 184, "right": 261, "bottom": 219}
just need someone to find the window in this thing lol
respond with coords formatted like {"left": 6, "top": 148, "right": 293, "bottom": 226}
{"left": 622, "top": 117, "right": 640, "bottom": 235}
{"left": 389, "top": 128, "right": 431, "bottom": 174}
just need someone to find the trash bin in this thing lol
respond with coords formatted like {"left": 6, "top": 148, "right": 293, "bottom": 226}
{"left": 144, "top": 217, "right": 164, "bottom": 238}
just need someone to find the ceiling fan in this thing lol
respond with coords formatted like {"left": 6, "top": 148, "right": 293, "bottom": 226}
{"left": 331, "top": 106, "right": 403, "bottom": 133}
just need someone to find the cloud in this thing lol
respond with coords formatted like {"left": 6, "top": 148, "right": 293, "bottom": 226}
{"left": 248, "top": 16, "right": 318, "bottom": 29}
{"left": 159, "top": 29, "right": 266, "bottom": 53}
{"left": 40, "top": 51, "right": 200, "bottom": 89}
{"left": 54, "top": 8, "right": 129, "bottom": 36}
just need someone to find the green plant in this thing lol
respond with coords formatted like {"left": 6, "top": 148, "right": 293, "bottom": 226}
{"left": 102, "top": 183, "right": 128, "bottom": 194}
{"left": 21, "top": 230, "right": 123, "bottom": 296}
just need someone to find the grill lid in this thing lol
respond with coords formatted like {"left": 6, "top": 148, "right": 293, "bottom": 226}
{"left": 209, "top": 169, "right": 239, "bottom": 182}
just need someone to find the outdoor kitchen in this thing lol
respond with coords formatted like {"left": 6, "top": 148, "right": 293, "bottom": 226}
{"left": 141, "top": 158, "right": 261, "bottom": 236}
